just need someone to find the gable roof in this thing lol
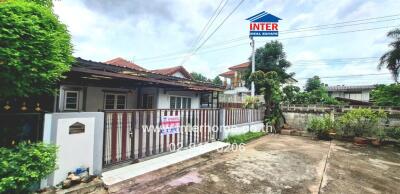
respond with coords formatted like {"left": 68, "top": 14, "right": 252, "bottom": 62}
{"left": 246, "top": 11, "right": 282, "bottom": 22}
{"left": 105, "top": 57, "right": 147, "bottom": 71}
{"left": 72, "top": 58, "right": 223, "bottom": 91}
{"left": 151, "top": 66, "right": 192, "bottom": 79}
{"left": 229, "top": 62, "right": 250, "bottom": 71}
{"left": 219, "top": 70, "right": 235, "bottom": 77}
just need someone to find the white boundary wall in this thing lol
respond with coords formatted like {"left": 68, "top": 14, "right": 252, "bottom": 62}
{"left": 41, "top": 112, "right": 104, "bottom": 188}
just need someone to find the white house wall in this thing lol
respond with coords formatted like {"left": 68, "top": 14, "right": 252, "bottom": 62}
{"left": 157, "top": 88, "right": 200, "bottom": 109}
{"left": 59, "top": 85, "right": 137, "bottom": 112}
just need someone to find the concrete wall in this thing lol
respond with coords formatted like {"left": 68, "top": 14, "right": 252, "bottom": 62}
{"left": 283, "top": 111, "right": 400, "bottom": 131}
{"left": 283, "top": 112, "right": 326, "bottom": 130}
{"left": 41, "top": 112, "right": 104, "bottom": 188}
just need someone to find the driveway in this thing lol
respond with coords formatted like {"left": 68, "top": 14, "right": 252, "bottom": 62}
{"left": 112, "top": 135, "right": 400, "bottom": 194}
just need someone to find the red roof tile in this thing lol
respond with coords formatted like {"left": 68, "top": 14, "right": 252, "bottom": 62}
{"left": 228, "top": 62, "right": 250, "bottom": 70}
{"left": 151, "top": 66, "right": 192, "bottom": 79}
{"left": 219, "top": 70, "right": 235, "bottom": 77}
{"left": 105, "top": 57, "right": 147, "bottom": 71}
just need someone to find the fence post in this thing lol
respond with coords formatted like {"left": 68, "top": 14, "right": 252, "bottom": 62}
{"left": 218, "top": 108, "right": 225, "bottom": 141}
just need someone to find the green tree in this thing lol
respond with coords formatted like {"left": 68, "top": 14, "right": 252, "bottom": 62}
{"left": 379, "top": 28, "right": 400, "bottom": 83}
{"left": 249, "top": 71, "right": 284, "bottom": 129}
{"left": 370, "top": 84, "right": 400, "bottom": 106}
{"left": 0, "top": 0, "right": 74, "bottom": 98}
{"left": 212, "top": 76, "right": 223, "bottom": 86}
{"left": 190, "top": 72, "right": 210, "bottom": 82}
{"left": 282, "top": 85, "right": 300, "bottom": 104}
{"left": 305, "top": 76, "right": 323, "bottom": 92}
{"left": 245, "top": 41, "right": 294, "bottom": 93}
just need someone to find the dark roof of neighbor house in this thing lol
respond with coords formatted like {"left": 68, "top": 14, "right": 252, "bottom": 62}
{"left": 219, "top": 70, "right": 235, "bottom": 77}
{"left": 327, "top": 85, "right": 376, "bottom": 92}
{"left": 72, "top": 58, "right": 223, "bottom": 91}
{"left": 151, "top": 66, "right": 192, "bottom": 79}
{"left": 105, "top": 57, "right": 147, "bottom": 71}
{"left": 228, "top": 62, "right": 250, "bottom": 71}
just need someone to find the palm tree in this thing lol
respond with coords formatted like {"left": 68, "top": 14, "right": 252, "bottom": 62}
{"left": 379, "top": 28, "right": 400, "bottom": 83}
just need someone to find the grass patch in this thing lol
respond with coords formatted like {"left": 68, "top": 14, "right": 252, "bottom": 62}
{"left": 224, "top": 131, "right": 266, "bottom": 144}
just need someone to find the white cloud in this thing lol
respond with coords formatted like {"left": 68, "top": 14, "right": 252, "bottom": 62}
{"left": 53, "top": 0, "right": 399, "bottom": 85}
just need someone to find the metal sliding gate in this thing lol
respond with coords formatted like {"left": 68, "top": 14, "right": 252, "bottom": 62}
{"left": 103, "top": 109, "right": 220, "bottom": 168}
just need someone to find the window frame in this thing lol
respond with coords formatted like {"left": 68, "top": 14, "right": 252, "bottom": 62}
{"left": 104, "top": 93, "right": 127, "bottom": 110}
{"left": 169, "top": 95, "right": 192, "bottom": 109}
{"left": 64, "top": 90, "right": 79, "bottom": 111}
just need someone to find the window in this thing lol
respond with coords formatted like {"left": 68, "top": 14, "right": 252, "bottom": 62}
{"left": 169, "top": 96, "right": 191, "bottom": 109}
{"left": 104, "top": 93, "right": 126, "bottom": 109}
{"left": 141, "top": 94, "right": 154, "bottom": 109}
{"left": 64, "top": 91, "right": 79, "bottom": 110}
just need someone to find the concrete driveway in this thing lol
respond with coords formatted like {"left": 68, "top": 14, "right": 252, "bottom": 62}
{"left": 112, "top": 135, "right": 400, "bottom": 194}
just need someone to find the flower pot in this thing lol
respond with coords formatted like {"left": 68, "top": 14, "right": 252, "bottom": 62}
{"left": 353, "top": 137, "right": 368, "bottom": 145}
{"left": 371, "top": 138, "right": 381, "bottom": 146}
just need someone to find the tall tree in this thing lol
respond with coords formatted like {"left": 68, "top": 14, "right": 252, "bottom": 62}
{"left": 0, "top": 0, "right": 74, "bottom": 98}
{"left": 370, "top": 84, "right": 400, "bottom": 106}
{"left": 282, "top": 85, "right": 300, "bottom": 104}
{"left": 212, "top": 76, "right": 223, "bottom": 86}
{"left": 305, "top": 76, "right": 323, "bottom": 92}
{"left": 249, "top": 71, "right": 284, "bottom": 129}
{"left": 190, "top": 72, "right": 210, "bottom": 82}
{"left": 245, "top": 40, "right": 294, "bottom": 93}
{"left": 379, "top": 28, "right": 400, "bottom": 83}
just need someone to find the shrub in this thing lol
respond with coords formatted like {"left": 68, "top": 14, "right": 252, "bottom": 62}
{"left": 336, "top": 109, "right": 387, "bottom": 137}
{"left": 307, "top": 116, "right": 334, "bottom": 140}
{"left": 385, "top": 127, "right": 400, "bottom": 140}
{"left": 0, "top": 142, "right": 57, "bottom": 193}
{"left": 224, "top": 131, "right": 266, "bottom": 144}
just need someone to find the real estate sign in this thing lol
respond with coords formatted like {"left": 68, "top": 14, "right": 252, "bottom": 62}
{"left": 160, "top": 115, "right": 180, "bottom": 135}
{"left": 246, "top": 11, "right": 281, "bottom": 37}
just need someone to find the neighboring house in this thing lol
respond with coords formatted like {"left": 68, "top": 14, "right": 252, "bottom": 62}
{"left": 151, "top": 66, "right": 193, "bottom": 79}
{"left": 327, "top": 85, "right": 376, "bottom": 103}
{"left": 219, "top": 62, "right": 260, "bottom": 107}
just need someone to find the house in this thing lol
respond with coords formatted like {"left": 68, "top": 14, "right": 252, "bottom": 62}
{"left": 219, "top": 62, "right": 250, "bottom": 94}
{"left": 327, "top": 85, "right": 376, "bottom": 103}
{"left": 56, "top": 57, "right": 222, "bottom": 112}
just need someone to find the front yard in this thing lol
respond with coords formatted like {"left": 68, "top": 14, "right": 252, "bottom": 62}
{"left": 112, "top": 135, "right": 400, "bottom": 194}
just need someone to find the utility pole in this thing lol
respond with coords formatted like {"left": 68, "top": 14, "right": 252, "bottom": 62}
{"left": 250, "top": 36, "right": 255, "bottom": 97}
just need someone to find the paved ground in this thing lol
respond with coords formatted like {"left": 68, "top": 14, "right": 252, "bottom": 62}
{"left": 111, "top": 135, "right": 400, "bottom": 194}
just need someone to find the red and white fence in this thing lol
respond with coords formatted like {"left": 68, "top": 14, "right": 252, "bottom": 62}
{"left": 223, "top": 108, "right": 264, "bottom": 126}
{"left": 103, "top": 109, "right": 220, "bottom": 167}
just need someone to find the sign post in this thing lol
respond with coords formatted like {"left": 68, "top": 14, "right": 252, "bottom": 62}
{"left": 246, "top": 11, "right": 281, "bottom": 97}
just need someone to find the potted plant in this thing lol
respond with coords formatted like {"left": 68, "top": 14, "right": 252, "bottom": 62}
{"left": 307, "top": 116, "right": 332, "bottom": 140}
{"left": 370, "top": 128, "right": 386, "bottom": 146}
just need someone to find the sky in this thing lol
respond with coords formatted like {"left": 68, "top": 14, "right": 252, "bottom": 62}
{"left": 53, "top": 0, "right": 400, "bottom": 88}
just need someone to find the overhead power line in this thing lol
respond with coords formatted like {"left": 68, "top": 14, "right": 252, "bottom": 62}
{"left": 179, "top": 0, "right": 245, "bottom": 66}
{"left": 181, "top": 0, "right": 229, "bottom": 64}
{"left": 133, "top": 13, "right": 400, "bottom": 62}
{"left": 140, "top": 25, "right": 397, "bottom": 64}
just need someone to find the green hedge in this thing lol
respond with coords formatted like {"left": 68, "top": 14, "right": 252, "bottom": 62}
{"left": 0, "top": 142, "right": 57, "bottom": 193}
{"left": 224, "top": 131, "right": 266, "bottom": 144}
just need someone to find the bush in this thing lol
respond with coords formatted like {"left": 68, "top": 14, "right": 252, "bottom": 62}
{"left": 224, "top": 131, "right": 266, "bottom": 144}
{"left": 336, "top": 109, "right": 387, "bottom": 137}
{"left": 307, "top": 116, "right": 334, "bottom": 140}
{"left": 385, "top": 127, "right": 400, "bottom": 140}
{"left": 0, "top": 142, "right": 57, "bottom": 193}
